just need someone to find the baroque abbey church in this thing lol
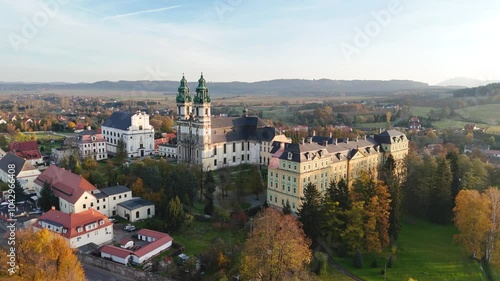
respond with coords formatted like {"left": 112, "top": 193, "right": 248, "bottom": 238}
{"left": 175, "top": 74, "right": 289, "bottom": 171}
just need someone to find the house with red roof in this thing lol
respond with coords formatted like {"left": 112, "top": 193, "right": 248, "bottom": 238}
{"left": 100, "top": 229, "right": 173, "bottom": 265}
{"left": 34, "top": 165, "right": 98, "bottom": 214}
{"left": 75, "top": 130, "right": 108, "bottom": 160}
{"left": 9, "top": 141, "right": 43, "bottom": 166}
{"left": 34, "top": 207, "right": 113, "bottom": 248}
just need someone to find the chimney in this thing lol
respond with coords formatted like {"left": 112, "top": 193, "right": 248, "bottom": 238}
{"left": 312, "top": 130, "right": 316, "bottom": 136}
{"left": 363, "top": 135, "right": 367, "bottom": 140}
{"left": 301, "top": 138, "right": 305, "bottom": 145}
{"left": 346, "top": 138, "right": 349, "bottom": 144}
{"left": 87, "top": 126, "right": 91, "bottom": 131}
{"left": 51, "top": 206, "right": 55, "bottom": 210}
{"left": 356, "top": 136, "right": 359, "bottom": 142}
{"left": 329, "top": 132, "right": 332, "bottom": 138}
{"left": 324, "top": 140, "right": 328, "bottom": 146}
{"left": 334, "top": 138, "right": 338, "bottom": 145}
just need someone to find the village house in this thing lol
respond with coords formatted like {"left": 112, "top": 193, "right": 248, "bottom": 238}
{"left": 34, "top": 207, "right": 113, "bottom": 248}
{"left": 9, "top": 141, "right": 44, "bottom": 166}
{"left": 0, "top": 153, "right": 41, "bottom": 194}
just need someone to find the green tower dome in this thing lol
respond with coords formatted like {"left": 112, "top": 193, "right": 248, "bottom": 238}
{"left": 176, "top": 74, "right": 191, "bottom": 103}
{"left": 194, "top": 73, "right": 210, "bottom": 104}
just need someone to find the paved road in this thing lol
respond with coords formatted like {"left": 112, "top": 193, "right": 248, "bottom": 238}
{"left": 83, "top": 264, "right": 136, "bottom": 281}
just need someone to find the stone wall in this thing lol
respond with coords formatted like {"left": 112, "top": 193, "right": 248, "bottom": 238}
{"left": 78, "top": 253, "right": 175, "bottom": 281}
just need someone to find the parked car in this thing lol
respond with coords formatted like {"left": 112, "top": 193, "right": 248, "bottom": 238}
{"left": 124, "top": 224, "right": 136, "bottom": 232}
{"left": 109, "top": 218, "right": 116, "bottom": 223}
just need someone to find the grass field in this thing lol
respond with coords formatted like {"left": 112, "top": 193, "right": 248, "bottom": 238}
{"left": 432, "top": 120, "right": 481, "bottom": 130}
{"left": 334, "top": 218, "right": 489, "bottom": 281}
{"left": 170, "top": 220, "right": 246, "bottom": 257}
{"left": 410, "top": 106, "right": 436, "bottom": 117}
{"left": 319, "top": 265, "right": 353, "bottom": 281}
{"left": 456, "top": 104, "right": 500, "bottom": 125}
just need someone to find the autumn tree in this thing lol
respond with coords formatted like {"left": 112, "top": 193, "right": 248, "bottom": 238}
{"left": 298, "top": 182, "right": 323, "bottom": 240}
{"left": 12, "top": 228, "right": 85, "bottom": 281}
{"left": 240, "top": 208, "right": 312, "bottom": 281}
{"left": 352, "top": 172, "right": 391, "bottom": 253}
{"left": 131, "top": 177, "right": 145, "bottom": 197}
{"left": 454, "top": 188, "right": 500, "bottom": 263}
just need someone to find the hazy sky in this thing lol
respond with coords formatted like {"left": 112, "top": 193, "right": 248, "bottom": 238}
{"left": 1, "top": 0, "right": 499, "bottom": 84}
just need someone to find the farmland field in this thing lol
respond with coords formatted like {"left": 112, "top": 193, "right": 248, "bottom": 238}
{"left": 456, "top": 104, "right": 500, "bottom": 124}
{"left": 410, "top": 106, "right": 435, "bottom": 117}
{"left": 486, "top": 126, "right": 500, "bottom": 135}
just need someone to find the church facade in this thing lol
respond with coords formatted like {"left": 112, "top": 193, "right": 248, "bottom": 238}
{"left": 176, "top": 74, "right": 289, "bottom": 171}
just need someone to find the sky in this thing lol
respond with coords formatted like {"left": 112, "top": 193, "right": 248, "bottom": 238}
{"left": 0, "top": 0, "right": 499, "bottom": 85}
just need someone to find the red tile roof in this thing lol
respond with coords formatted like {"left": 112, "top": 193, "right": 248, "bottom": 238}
{"left": 133, "top": 233, "right": 173, "bottom": 258}
{"left": 36, "top": 208, "right": 112, "bottom": 239}
{"left": 10, "top": 141, "right": 41, "bottom": 160}
{"left": 101, "top": 245, "right": 133, "bottom": 259}
{"left": 154, "top": 138, "right": 169, "bottom": 149}
{"left": 120, "top": 237, "right": 133, "bottom": 245}
{"left": 137, "top": 229, "right": 168, "bottom": 240}
{"left": 34, "top": 166, "right": 96, "bottom": 204}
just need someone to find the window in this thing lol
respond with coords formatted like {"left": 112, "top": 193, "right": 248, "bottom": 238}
{"left": 90, "top": 202, "right": 93, "bottom": 207}
{"left": 99, "top": 220, "right": 104, "bottom": 225}
{"left": 224, "top": 158, "right": 227, "bottom": 164}
{"left": 214, "top": 159, "right": 217, "bottom": 166}
{"left": 233, "top": 156, "right": 236, "bottom": 162}
{"left": 97, "top": 206, "right": 100, "bottom": 210}
{"left": 124, "top": 194, "right": 127, "bottom": 198}
{"left": 136, "top": 211, "right": 140, "bottom": 219}
{"left": 233, "top": 143, "right": 236, "bottom": 152}
{"left": 269, "top": 195, "right": 272, "bottom": 201}
{"left": 241, "top": 154, "right": 244, "bottom": 161}
{"left": 103, "top": 198, "right": 105, "bottom": 202}
{"left": 119, "top": 195, "right": 122, "bottom": 199}
{"left": 247, "top": 142, "right": 250, "bottom": 150}
{"left": 242, "top": 142, "right": 244, "bottom": 150}
{"left": 83, "top": 204, "right": 86, "bottom": 209}
{"left": 281, "top": 199, "right": 284, "bottom": 205}
{"left": 223, "top": 144, "right": 226, "bottom": 153}
{"left": 214, "top": 146, "right": 217, "bottom": 155}
{"left": 113, "top": 196, "right": 116, "bottom": 200}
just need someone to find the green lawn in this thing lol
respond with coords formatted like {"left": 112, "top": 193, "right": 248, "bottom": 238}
{"left": 432, "top": 120, "right": 481, "bottom": 130}
{"left": 170, "top": 220, "right": 246, "bottom": 257}
{"left": 319, "top": 265, "right": 353, "bottom": 281}
{"left": 456, "top": 104, "right": 500, "bottom": 125}
{"left": 334, "top": 218, "right": 486, "bottom": 281}
{"left": 411, "top": 106, "right": 436, "bottom": 117}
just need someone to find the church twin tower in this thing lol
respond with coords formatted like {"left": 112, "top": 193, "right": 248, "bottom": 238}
{"left": 176, "top": 74, "right": 212, "bottom": 165}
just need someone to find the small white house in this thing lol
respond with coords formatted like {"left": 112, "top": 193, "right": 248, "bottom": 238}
{"left": 117, "top": 198, "right": 155, "bottom": 222}
{"left": 158, "top": 143, "right": 177, "bottom": 158}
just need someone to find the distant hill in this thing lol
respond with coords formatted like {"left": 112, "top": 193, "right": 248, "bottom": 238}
{"left": 453, "top": 83, "right": 500, "bottom": 97}
{"left": 0, "top": 79, "right": 431, "bottom": 96}
{"left": 437, "top": 77, "right": 500, "bottom": 88}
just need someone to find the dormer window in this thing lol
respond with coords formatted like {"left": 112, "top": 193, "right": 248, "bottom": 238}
{"left": 77, "top": 227, "right": 83, "bottom": 233}
{"left": 287, "top": 152, "right": 293, "bottom": 160}
{"left": 99, "top": 220, "right": 104, "bottom": 225}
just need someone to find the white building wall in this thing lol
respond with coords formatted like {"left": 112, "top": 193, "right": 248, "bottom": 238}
{"left": 100, "top": 252, "right": 129, "bottom": 265}
{"left": 102, "top": 113, "right": 155, "bottom": 158}
{"left": 117, "top": 204, "right": 155, "bottom": 222}
{"left": 69, "top": 226, "right": 113, "bottom": 248}
{"left": 107, "top": 191, "right": 133, "bottom": 217}
{"left": 131, "top": 240, "right": 172, "bottom": 264}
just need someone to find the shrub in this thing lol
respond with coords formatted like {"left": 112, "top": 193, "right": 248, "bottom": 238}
{"left": 371, "top": 259, "right": 378, "bottom": 268}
